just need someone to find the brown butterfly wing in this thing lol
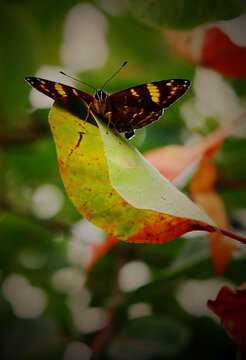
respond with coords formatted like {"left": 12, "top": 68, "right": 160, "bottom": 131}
{"left": 107, "top": 79, "right": 191, "bottom": 133}
{"left": 25, "top": 77, "right": 94, "bottom": 105}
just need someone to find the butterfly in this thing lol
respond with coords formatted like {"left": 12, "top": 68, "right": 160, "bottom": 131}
{"left": 25, "top": 62, "right": 191, "bottom": 139}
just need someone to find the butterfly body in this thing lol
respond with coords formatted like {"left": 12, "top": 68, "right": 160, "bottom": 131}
{"left": 92, "top": 91, "right": 108, "bottom": 115}
{"left": 25, "top": 76, "right": 191, "bottom": 139}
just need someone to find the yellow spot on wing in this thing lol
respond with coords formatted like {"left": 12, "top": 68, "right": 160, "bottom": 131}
{"left": 54, "top": 83, "right": 66, "bottom": 96}
{"left": 147, "top": 84, "right": 159, "bottom": 93}
{"left": 130, "top": 89, "right": 139, "bottom": 97}
{"left": 147, "top": 83, "right": 160, "bottom": 103}
{"left": 40, "top": 84, "right": 48, "bottom": 92}
{"left": 73, "top": 89, "right": 79, "bottom": 96}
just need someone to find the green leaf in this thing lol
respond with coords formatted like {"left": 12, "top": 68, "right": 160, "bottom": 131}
{"left": 107, "top": 316, "right": 191, "bottom": 359}
{"left": 126, "top": 0, "right": 245, "bottom": 30}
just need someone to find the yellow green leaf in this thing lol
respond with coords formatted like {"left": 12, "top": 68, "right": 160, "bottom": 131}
{"left": 96, "top": 119, "right": 215, "bottom": 226}
{"left": 48, "top": 98, "right": 216, "bottom": 244}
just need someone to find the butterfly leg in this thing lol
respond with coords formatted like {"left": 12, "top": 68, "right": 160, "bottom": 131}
{"left": 106, "top": 112, "right": 112, "bottom": 134}
{"left": 83, "top": 102, "right": 93, "bottom": 124}
{"left": 113, "top": 118, "right": 119, "bottom": 136}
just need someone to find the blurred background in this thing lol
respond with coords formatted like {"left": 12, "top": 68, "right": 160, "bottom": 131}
{"left": 0, "top": 0, "right": 246, "bottom": 359}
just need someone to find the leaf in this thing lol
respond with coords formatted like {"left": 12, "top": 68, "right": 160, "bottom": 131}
{"left": 49, "top": 98, "right": 216, "bottom": 244}
{"left": 163, "top": 24, "right": 246, "bottom": 78}
{"left": 107, "top": 316, "right": 191, "bottom": 360}
{"left": 85, "top": 235, "right": 119, "bottom": 272}
{"left": 189, "top": 155, "right": 237, "bottom": 274}
{"left": 96, "top": 119, "right": 214, "bottom": 225}
{"left": 208, "top": 283, "right": 246, "bottom": 359}
{"left": 126, "top": 0, "right": 245, "bottom": 30}
{"left": 145, "top": 119, "right": 243, "bottom": 273}
{"left": 85, "top": 118, "right": 244, "bottom": 270}
{"left": 144, "top": 116, "right": 243, "bottom": 183}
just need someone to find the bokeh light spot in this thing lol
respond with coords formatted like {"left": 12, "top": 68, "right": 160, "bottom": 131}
{"left": 19, "top": 250, "right": 47, "bottom": 269}
{"left": 176, "top": 278, "right": 235, "bottom": 319}
{"left": 52, "top": 267, "right": 84, "bottom": 294}
{"left": 63, "top": 341, "right": 92, "bottom": 360}
{"left": 72, "top": 306, "right": 107, "bottom": 333}
{"left": 2, "top": 274, "right": 47, "bottom": 318}
{"left": 60, "top": 3, "right": 108, "bottom": 72}
{"left": 31, "top": 184, "right": 64, "bottom": 219}
{"left": 71, "top": 219, "right": 105, "bottom": 244}
{"left": 118, "top": 261, "right": 151, "bottom": 292}
{"left": 127, "top": 302, "right": 152, "bottom": 319}
{"left": 217, "top": 13, "right": 246, "bottom": 47}
{"left": 67, "top": 288, "right": 92, "bottom": 313}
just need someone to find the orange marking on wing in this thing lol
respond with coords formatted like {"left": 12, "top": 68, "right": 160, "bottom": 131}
{"left": 147, "top": 83, "right": 160, "bottom": 103}
{"left": 130, "top": 89, "right": 140, "bottom": 97}
{"left": 73, "top": 89, "right": 79, "bottom": 96}
{"left": 54, "top": 83, "right": 66, "bottom": 96}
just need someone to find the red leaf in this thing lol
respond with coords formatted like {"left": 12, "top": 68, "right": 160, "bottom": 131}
{"left": 85, "top": 235, "right": 119, "bottom": 272}
{"left": 145, "top": 120, "right": 244, "bottom": 274}
{"left": 202, "top": 27, "right": 246, "bottom": 78}
{"left": 163, "top": 24, "right": 246, "bottom": 78}
{"left": 208, "top": 283, "right": 246, "bottom": 359}
{"left": 189, "top": 155, "right": 237, "bottom": 274}
{"left": 144, "top": 118, "right": 239, "bottom": 183}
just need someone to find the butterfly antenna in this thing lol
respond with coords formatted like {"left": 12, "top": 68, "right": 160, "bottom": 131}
{"left": 60, "top": 71, "right": 97, "bottom": 91}
{"left": 101, "top": 61, "right": 127, "bottom": 90}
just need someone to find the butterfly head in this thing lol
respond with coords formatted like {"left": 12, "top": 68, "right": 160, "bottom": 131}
{"left": 94, "top": 90, "right": 108, "bottom": 102}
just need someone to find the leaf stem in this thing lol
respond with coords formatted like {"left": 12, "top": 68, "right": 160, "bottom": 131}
{"left": 220, "top": 228, "right": 246, "bottom": 245}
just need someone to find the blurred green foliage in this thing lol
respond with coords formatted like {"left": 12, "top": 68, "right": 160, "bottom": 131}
{"left": 0, "top": 1, "right": 245, "bottom": 359}
{"left": 127, "top": 0, "right": 246, "bottom": 29}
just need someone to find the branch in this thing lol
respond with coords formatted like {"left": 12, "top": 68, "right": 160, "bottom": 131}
{"left": 220, "top": 228, "right": 246, "bottom": 245}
